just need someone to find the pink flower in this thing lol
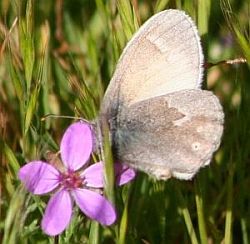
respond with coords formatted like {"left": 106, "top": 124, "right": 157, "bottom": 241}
{"left": 18, "top": 122, "right": 135, "bottom": 236}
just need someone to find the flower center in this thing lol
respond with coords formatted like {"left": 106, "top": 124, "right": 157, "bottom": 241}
{"left": 59, "top": 170, "right": 83, "bottom": 190}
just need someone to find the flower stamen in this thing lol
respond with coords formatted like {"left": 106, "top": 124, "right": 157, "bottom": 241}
{"left": 59, "top": 170, "right": 83, "bottom": 189}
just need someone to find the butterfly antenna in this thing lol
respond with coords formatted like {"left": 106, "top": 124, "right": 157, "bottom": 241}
{"left": 41, "top": 113, "right": 92, "bottom": 124}
{"left": 205, "top": 57, "right": 247, "bottom": 69}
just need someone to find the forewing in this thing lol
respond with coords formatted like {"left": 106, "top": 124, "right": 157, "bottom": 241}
{"left": 101, "top": 9, "right": 203, "bottom": 117}
{"left": 113, "top": 90, "right": 224, "bottom": 180}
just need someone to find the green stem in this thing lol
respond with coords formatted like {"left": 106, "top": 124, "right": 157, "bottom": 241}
{"left": 176, "top": 184, "right": 199, "bottom": 244}
{"left": 99, "top": 118, "right": 115, "bottom": 204}
{"left": 118, "top": 196, "right": 129, "bottom": 244}
{"left": 195, "top": 177, "right": 208, "bottom": 244}
{"left": 224, "top": 165, "right": 234, "bottom": 244}
{"left": 241, "top": 218, "right": 249, "bottom": 244}
{"left": 89, "top": 221, "right": 100, "bottom": 244}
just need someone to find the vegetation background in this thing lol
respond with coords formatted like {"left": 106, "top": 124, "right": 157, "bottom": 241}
{"left": 0, "top": 0, "right": 249, "bottom": 243}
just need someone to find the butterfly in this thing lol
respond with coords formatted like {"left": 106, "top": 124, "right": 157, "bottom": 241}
{"left": 99, "top": 9, "right": 224, "bottom": 180}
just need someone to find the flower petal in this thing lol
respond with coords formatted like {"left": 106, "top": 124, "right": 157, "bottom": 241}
{"left": 73, "top": 189, "right": 116, "bottom": 225}
{"left": 60, "top": 122, "right": 93, "bottom": 171}
{"left": 81, "top": 162, "right": 136, "bottom": 188}
{"left": 18, "top": 161, "right": 60, "bottom": 194}
{"left": 115, "top": 163, "right": 136, "bottom": 186}
{"left": 81, "top": 162, "right": 104, "bottom": 188}
{"left": 41, "top": 189, "right": 73, "bottom": 236}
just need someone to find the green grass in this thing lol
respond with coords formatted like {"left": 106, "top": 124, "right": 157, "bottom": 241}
{"left": 1, "top": 0, "right": 250, "bottom": 243}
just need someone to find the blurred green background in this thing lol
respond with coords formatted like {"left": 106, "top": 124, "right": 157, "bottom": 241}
{"left": 0, "top": 0, "right": 249, "bottom": 243}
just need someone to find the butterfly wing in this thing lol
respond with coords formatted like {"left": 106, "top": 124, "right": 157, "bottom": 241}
{"left": 113, "top": 90, "right": 224, "bottom": 180}
{"left": 101, "top": 9, "right": 203, "bottom": 117}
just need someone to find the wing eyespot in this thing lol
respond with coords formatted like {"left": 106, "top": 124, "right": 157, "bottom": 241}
{"left": 192, "top": 142, "right": 201, "bottom": 151}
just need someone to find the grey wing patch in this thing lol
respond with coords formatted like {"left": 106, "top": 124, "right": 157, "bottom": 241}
{"left": 113, "top": 90, "right": 224, "bottom": 180}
